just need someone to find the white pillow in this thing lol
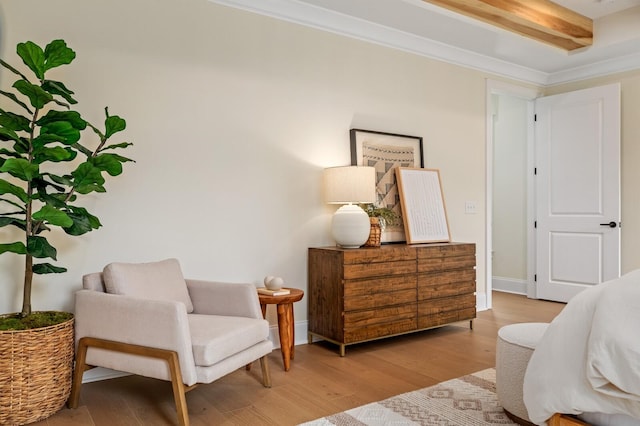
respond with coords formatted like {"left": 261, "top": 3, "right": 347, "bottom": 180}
{"left": 103, "top": 258, "right": 194, "bottom": 313}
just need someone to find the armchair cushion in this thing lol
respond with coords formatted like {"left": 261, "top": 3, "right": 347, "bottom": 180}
{"left": 188, "top": 314, "right": 269, "bottom": 366}
{"left": 103, "top": 258, "right": 194, "bottom": 313}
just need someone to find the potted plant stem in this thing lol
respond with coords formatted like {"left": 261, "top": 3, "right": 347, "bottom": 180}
{"left": 0, "top": 39, "right": 133, "bottom": 425}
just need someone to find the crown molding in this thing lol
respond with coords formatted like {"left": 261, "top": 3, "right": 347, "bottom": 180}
{"left": 210, "top": 0, "right": 640, "bottom": 86}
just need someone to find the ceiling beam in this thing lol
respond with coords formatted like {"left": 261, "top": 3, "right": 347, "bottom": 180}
{"left": 421, "top": 0, "right": 593, "bottom": 51}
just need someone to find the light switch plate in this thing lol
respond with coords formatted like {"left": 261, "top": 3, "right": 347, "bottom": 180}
{"left": 465, "top": 201, "right": 477, "bottom": 214}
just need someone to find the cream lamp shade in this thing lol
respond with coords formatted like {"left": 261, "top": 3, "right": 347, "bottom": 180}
{"left": 323, "top": 166, "right": 376, "bottom": 248}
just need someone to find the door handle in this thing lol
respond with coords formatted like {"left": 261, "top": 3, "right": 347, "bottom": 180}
{"left": 600, "top": 221, "right": 618, "bottom": 228}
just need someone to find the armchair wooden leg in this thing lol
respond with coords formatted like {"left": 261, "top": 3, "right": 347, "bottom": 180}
{"left": 260, "top": 355, "right": 272, "bottom": 388}
{"left": 68, "top": 338, "right": 91, "bottom": 409}
{"left": 68, "top": 337, "right": 192, "bottom": 426}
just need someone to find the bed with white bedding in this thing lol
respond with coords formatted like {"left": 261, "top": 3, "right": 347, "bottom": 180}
{"left": 523, "top": 270, "right": 640, "bottom": 425}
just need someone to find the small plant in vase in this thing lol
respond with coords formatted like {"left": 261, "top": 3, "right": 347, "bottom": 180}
{"left": 0, "top": 39, "right": 133, "bottom": 425}
{"left": 359, "top": 204, "right": 399, "bottom": 247}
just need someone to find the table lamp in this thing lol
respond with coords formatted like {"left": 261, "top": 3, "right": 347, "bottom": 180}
{"left": 323, "top": 166, "right": 376, "bottom": 248}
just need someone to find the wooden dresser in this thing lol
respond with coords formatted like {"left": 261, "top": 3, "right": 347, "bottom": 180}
{"left": 307, "top": 242, "right": 476, "bottom": 355}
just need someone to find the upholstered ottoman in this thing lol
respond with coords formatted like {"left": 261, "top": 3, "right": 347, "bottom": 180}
{"left": 496, "top": 322, "right": 549, "bottom": 425}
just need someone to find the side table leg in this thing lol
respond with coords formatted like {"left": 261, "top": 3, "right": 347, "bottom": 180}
{"left": 260, "top": 303, "right": 267, "bottom": 318}
{"left": 276, "top": 303, "right": 294, "bottom": 371}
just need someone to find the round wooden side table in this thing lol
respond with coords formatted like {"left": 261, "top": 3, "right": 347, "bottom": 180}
{"left": 258, "top": 288, "right": 304, "bottom": 371}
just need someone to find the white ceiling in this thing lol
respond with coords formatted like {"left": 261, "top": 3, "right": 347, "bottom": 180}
{"left": 210, "top": 0, "right": 640, "bottom": 86}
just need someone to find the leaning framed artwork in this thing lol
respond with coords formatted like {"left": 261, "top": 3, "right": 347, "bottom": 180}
{"left": 350, "top": 129, "right": 423, "bottom": 243}
{"left": 395, "top": 167, "right": 450, "bottom": 244}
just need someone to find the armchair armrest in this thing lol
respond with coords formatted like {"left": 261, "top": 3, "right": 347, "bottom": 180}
{"left": 186, "top": 280, "right": 262, "bottom": 319}
{"left": 74, "top": 290, "right": 197, "bottom": 385}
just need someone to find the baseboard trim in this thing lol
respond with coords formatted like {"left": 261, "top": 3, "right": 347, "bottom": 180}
{"left": 493, "top": 276, "right": 527, "bottom": 295}
{"left": 82, "top": 367, "right": 130, "bottom": 383}
{"left": 268, "top": 320, "right": 309, "bottom": 348}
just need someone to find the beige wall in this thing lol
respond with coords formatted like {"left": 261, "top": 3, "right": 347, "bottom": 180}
{"left": 0, "top": 0, "right": 498, "bottom": 321}
{"left": 492, "top": 94, "right": 528, "bottom": 281}
{"left": 544, "top": 71, "right": 640, "bottom": 274}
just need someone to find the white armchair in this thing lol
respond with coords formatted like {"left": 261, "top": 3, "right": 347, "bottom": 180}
{"left": 68, "top": 259, "right": 273, "bottom": 426}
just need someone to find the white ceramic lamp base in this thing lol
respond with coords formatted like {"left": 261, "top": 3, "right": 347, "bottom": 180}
{"left": 331, "top": 204, "right": 370, "bottom": 248}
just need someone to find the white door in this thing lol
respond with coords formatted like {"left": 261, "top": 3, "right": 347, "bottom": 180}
{"left": 535, "top": 84, "right": 620, "bottom": 303}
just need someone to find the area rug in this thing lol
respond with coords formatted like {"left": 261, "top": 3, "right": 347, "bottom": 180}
{"left": 299, "top": 368, "right": 518, "bottom": 425}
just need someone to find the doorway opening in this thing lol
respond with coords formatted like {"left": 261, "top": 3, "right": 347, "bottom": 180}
{"left": 485, "top": 80, "right": 538, "bottom": 309}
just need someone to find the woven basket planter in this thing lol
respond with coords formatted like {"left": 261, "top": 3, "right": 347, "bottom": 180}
{"left": 0, "top": 314, "right": 74, "bottom": 425}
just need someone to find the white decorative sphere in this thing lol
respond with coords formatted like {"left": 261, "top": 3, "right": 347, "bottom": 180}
{"left": 266, "top": 277, "right": 284, "bottom": 290}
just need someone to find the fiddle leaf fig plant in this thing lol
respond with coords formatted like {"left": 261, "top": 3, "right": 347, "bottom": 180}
{"left": 0, "top": 39, "right": 133, "bottom": 320}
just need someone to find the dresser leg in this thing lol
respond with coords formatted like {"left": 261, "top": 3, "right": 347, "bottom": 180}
{"left": 339, "top": 344, "right": 346, "bottom": 357}
{"left": 470, "top": 319, "right": 473, "bottom": 330}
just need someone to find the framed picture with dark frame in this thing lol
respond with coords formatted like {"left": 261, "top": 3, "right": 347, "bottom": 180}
{"left": 350, "top": 128, "right": 424, "bottom": 243}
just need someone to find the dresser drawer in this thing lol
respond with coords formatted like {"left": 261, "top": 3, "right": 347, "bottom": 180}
{"left": 344, "top": 260, "right": 416, "bottom": 280}
{"left": 416, "top": 243, "right": 475, "bottom": 259}
{"left": 344, "top": 274, "right": 416, "bottom": 296}
{"left": 418, "top": 254, "right": 476, "bottom": 273}
{"left": 344, "top": 317, "right": 417, "bottom": 343}
{"left": 345, "top": 288, "right": 417, "bottom": 311}
{"left": 418, "top": 293, "right": 475, "bottom": 314}
{"left": 418, "top": 306, "right": 476, "bottom": 329}
{"left": 342, "top": 246, "right": 416, "bottom": 264}
{"left": 418, "top": 269, "right": 475, "bottom": 299}
{"left": 344, "top": 274, "right": 417, "bottom": 311}
{"left": 344, "top": 303, "right": 417, "bottom": 329}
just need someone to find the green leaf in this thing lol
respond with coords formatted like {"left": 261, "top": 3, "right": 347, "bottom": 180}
{"left": 0, "top": 127, "right": 20, "bottom": 142}
{"left": 38, "top": 121, "right": 81, "bottom": 145}
{"left": 105, "top": 114, "right": 126, "bottom": 139}
{"left": 32, "top": 204, "right": 73, "bottom": 227}
{"left": 92, "top": 153, "right": 124, "bottom": 176}
{"left": 43, "top": 40, "right": 75, "bottom": 72}
{"left": 13, "top": 137, "right": 30, "bottom": 154}
{"left": 0, "top": 217, "right": 25, "bottom": 229}
{"left": 50, "top": 98, "right": 71, "bottom": 110}
{"left": 0, "top": 58, "right": 30, "bottom": 81}
{"left": 13, "top": 80, "right": 52, "bottom": 109}
{"left": 0, "top": 90, "right": 33, "bottom": 114}
{"left": 0, "top": 109, "right": 31, "bottom": 132}
{"left": 71, "top": 142, "right": 92, "bottom": 157}
{"left": 26, "top": 235, "right": 57, "bottom": 259}
{"left": 0, "top": 179, "right": 28, "bottom": 203}
{"left": 101, "top": 141, "right": 133, "bottom": 151}
{"left": 41, "top": 80, "right": 77, "bottom": 105}
{"left": 34, "top": 189, "right": 67, "bottom": 208}
{"left": 0, "top": 242, "right": 27, "bottom": 255}
{"left": 37, "top": 110, "right": 86, "bottom": 130}
{"left": 0, "top": 215, "right": 26, "bottom": 231}
{"left": 33, "top": 263, "right": 67, "bottom": 274}
{"left": 86, "top": 122, "right": 105, "bottom": 140}
{"left": 48, "top": 173, "right": 74, "bottom": 187}
{"left": 71, "top": 162, "right": 105, "bottom": 194}
{"left": 0, "top": 158, "right": 39, "bottom": 181}
{"left": 36, "top": 110, "right": 87, "bottom": 130}
{"left": 17, "top": 41, "right": 45, "bottom": 79}
{"left": 33, "top": 146, "right": 77, "bottom": 163}
{"left": 64, "top": 207, "right": 101, "bottom": 235}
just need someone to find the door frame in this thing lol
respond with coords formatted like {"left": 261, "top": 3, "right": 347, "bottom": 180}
{"left": 485, "top": 79, "right": 540, "bottom": 308}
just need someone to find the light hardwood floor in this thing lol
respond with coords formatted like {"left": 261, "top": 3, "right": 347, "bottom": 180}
{"left": 35, "top": 291, "right": 564, "bottom": 426}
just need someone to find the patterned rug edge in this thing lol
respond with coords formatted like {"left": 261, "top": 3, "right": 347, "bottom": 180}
{"left": 298, "top": 368, "right": 518, "bottom": 426}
